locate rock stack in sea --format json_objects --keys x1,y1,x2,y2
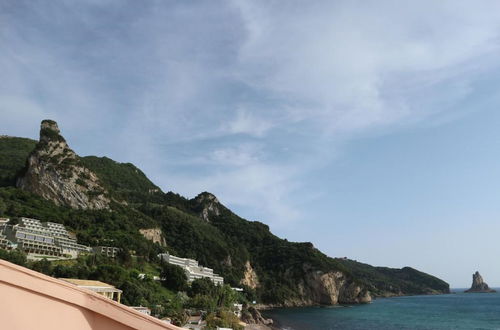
[{"x1": 465, "y1": 271, "x2": 496, "y2": 293}]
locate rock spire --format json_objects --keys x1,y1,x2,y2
[
  {"x1": 16, "y1": 120, "x2": 110, "y2": 210},
  {"x1": 465, "y1": 271, "x2": 496, "y2": 293}
]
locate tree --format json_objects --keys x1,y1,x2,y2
[
  {"x1": 0, "y1": 249, "x2": 27, "y2": 266},
  {"x1": 160, "y1": 263, "x2": 188, "y2": 292},
  {"x1": 31, "y1": 258, "x2": 53, "y2": 275},
  {"x1": 117, "y1": 248, "x2": 132, "y2": 266},
  {"x1": 189, "y1": 277, "x2": 215, "y2": 297}
]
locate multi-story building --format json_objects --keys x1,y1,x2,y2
[
  {"x1": 0, "y1": 217, "x2": 91, "y2": 259},
  {"x1": 92, "y1": 246, "x2": 120, "y2": 258},
  {"x1": 158, "y1": 253, "x2": 224, "y2": 285}
]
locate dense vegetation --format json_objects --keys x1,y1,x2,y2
[
  {"x1": 0, "y1": 137, "x2": 36, "y2": 187},
  {"x1": 0, "y1": 133, "x2": 449, "y2": 315},
  {"x1": 81, "y1": 156, "x2": 164, "y2": 204},
  {"x1": 336, "y1": 259, "x2": 450, "y2": 295}
]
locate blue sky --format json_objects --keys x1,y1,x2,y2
[{"x1": 2, "y1": 0, "x2": 500, "y2": 287}]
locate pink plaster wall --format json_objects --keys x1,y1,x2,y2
[
  {"x1": 0, "y1": 260, "x2": 181, "y2": 330},
  {"x1": 0, "y1": 281, "x2": 135, "y2": 330}
]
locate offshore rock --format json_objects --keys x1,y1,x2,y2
[
  {"x1": 465, "y1": 271, "x2": 496, "y2": 293},
  {"x1": 16, "y1": 120, "x2": 110, "y2": 210}
]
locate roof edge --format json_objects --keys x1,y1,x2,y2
[{"x1": 0, "y1": 259, "x2": 180, "y2": 330}]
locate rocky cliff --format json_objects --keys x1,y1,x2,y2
[
  {"x1": 294, "y1": 268, "x2": 371, "y2": 305},
  {"x1": 16, "y1": 120, "x2": 110, "y2": 210},
  {"x1": 465, "y1": 271, "x2": 496, "y2": 293},
  {"x1": 241, "y1": 307, "x2": 274, "y2": 327},
  {"x1": 139, "y1": 228, "x2": 167, "y2": 247},
  {"x1": 241, "y1": 261, "x2": 260, "y2": 289},
  {"x1": 192, "y1": 192, "x2": 221, "y2": 222}
]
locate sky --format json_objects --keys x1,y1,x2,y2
[{"x1": 1, "y1": 0, "x2": 500, "y2": 287}]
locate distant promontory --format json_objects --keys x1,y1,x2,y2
[{"x1": 465, "y1": 271, "x2": 496, "y2": 293}]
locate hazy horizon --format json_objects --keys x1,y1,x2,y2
[{"x1": 2, "y1": 1, "x2": 500, "y2": 287}]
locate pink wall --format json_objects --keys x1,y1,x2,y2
[
  {"x1": 0, "y1": 280, "x2": 135, "y2": 330},
  {"x1": 0, "y1": 260, "x2": 181, "y2": 330}
]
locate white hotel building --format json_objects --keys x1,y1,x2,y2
[
  {"x1": 1, "y1": 218, "x2": 91, "y2": 258},
  {"x1": 158, "y1": 253, "x2": 224, "y2": 285}
]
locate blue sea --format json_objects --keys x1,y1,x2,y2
[{"x1": 264, "y1": 290, "x2": 500, "y2": 330}]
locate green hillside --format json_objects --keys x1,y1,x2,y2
[
  {"x1": 0, "y1": 137, "x2": 36, "y2": 187},
  {"x1": 336, "y1": 258, "x2": 450, "y2": 295},
  {"x1": 0, "y1": 130, "x2": 450, "y2": 311}
]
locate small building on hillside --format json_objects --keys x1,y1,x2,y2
[
  {"x1": 60, "y1": 278, "x2": 122, "y2": 303},
  {"x1": 93, "y1": 246, "x2": 120, "y2": 258},
  {"x1": 183, "y1": 314, "x2": 205, "y2": 330}
]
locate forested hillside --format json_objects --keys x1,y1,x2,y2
[{"x1": 0, "y1": 121, "x2": 450, "y2": 310}]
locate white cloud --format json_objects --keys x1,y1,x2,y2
[
  {"x1": 210, "y1": 144, "x2": 262, "y2": 167},
  {"x1": 3, "y1": 0, "x2": 500, "y2": 229},
  {"x1": 223, "y1": 108, "x2": 274, "y2": 137},
  {"x1": 232, "y1": 0, "x2": 500, "y2": 134}
]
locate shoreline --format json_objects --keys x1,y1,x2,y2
[
  {"x1": 253, "y1": 290, "x2": 452, "y2": 329},
  {"x1": 255, "y1": 290, "x2": 451, "y2": 311}
]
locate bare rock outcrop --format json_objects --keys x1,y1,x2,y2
[
  {"x1": 139, "y1": 228, "x2": 166, "y2": 247},
  {"x1": 286, "y1": 266, "x2": 371, "y2": 306},
  {"x1": 16, "y1": 120, "x2": 110, "y2": 210},
  {"x1": 465, "y1": 271, "x2": 496, "y2": 293},
  {"x1": 193, "y1": 192, "x2": 221, "y2": 222},
  {"x1": 241, "y1": 307, "x2": 273, "y2": 327},
  {"x1": 241, "y1": 261, "x2": 260, "y2": 289}
]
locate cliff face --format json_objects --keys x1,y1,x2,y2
[
  {"x1": 16, "y1": 120, "x2": 110, "y2": 210},
  {"x1": 291, "y1": 268, "x2": 371, "y2": 306},
  {"x1": 139, "y1": 228, "x2": 167, "y2": 247},
  {"x1": 465, "y1": 271, "x2": 496, "y2": 293},
  {"x1": 193, "y1": 192, "x2": 222, "y2": 222},
  {"x1": 241, "y1": 261, "x2": 260, "y2": 289}
]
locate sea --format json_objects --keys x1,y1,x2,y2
[{"x1": 264, "y1": 290, "x2": 500, "y2": 330}]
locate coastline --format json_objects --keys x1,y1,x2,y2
[
  {"x1": 259, "y1": 291, "x2": 500, "y2": 330},
  {"x1": 253, "y1": 290, "x2": 451, "y2": 330}
]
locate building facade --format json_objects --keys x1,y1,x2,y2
[
  {"x1": 60, "y1": 278, "x2": 123, "y2": 303},
  {"x1": 158, "y1": 253, "x2": 224, "y2": 285},
  {"x1": 0, "y1": 217, "x2": 91, "y2": 259},
  {"x1": 92, "y1": 246, "x2": 120, "y2": 258}
]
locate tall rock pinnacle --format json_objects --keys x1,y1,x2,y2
[
  {"x1": 16, "y1": 120, "x2": 110, "y2": 210},
  {"x1": 465, "y1": 271, "x2": 496, "y2": 293}
]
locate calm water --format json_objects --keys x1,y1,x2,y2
[{"x1": 264, "y1": 290, "x2": 500, "y2": 330}]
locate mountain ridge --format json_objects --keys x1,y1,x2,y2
[{"x1": 0, "y1": 120, "x2": 450, "y2": 306}]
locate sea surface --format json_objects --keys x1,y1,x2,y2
[{"x1": 264, "y1": 290, "x2": 500, "y2": 330}]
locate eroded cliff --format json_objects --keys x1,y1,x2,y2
[{"x1": 16, "y1": 120, "x2": 110, "y2": 210}]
